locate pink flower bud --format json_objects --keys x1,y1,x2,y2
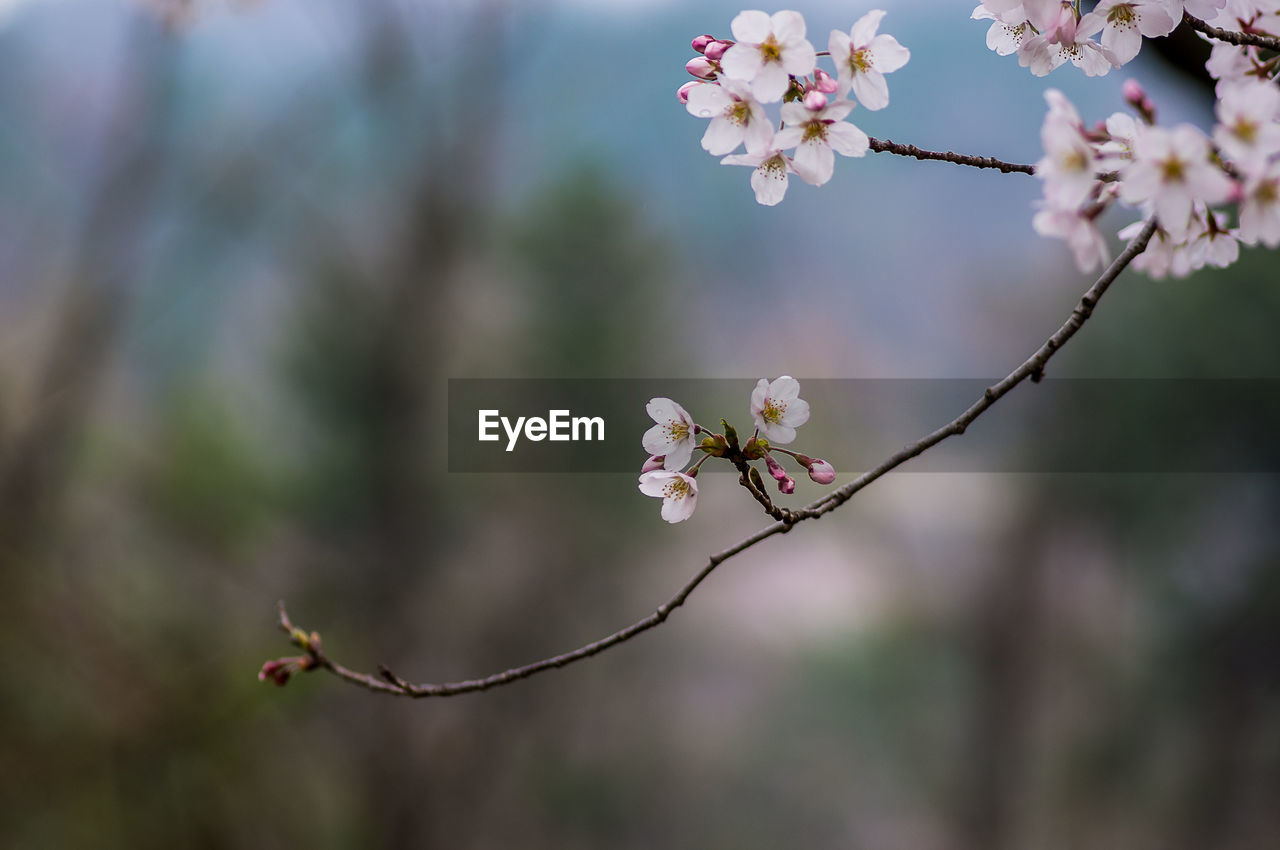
[
  {"x1": 642, "y1": 454, "x2": 665, "y2": 473},
  {"x1": 803, "y1": 90, "x2": 828, "y2": 112},
  {"x1": 258, "y1": 658, "x2": 294, "y2": 686},
  {"x1": 1045, "y1": 6, "x2": 1077, "y2": 45},
  {"x1": 691, "y1": 34, "x2": 714, "y2": 54},
  {"x1": 765, "y1": 454, "x2": 788, "y2": 481},
  {"x1": 1122, "y1": 79, "x2": 1146, "y2": 106},
  {"x1": 778, "y1": 475, "x2": 796, "y2": 495},
  {"x1": 813, "y1": 68, "x2": 838, "y2": 94},
  {"x1": 1122, "y1": 79, "x2": 1157, "y2": 124},
  {"x1": 686, "y1": 57, "x2": 716, "y2": 79},
  {"x1": 703, "y1": 40, "x2": 731, "y2": 62},
  {"x1": 806, "y1": 458, "x2": 836, "y2": 485}
]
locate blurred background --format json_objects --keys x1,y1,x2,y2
[{"x1": 1, "y1": 0, "x2": 1278, "y2": 847}]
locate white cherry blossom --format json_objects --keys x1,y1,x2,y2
[
  {"x1": 1213, "y1": 80, "x2": 1280, "y2": 176},
  {"x1": 971, "y1": 4, "x2": 1035, "y2": 56},
  {"x1": 721, "y1": 148, "x2": 798, "y2": 206},
  {"x1": 1036, "y1": 89, "x2": 1099, "y2": 207},
  {"x1": 1120, "y1": 206, "x2": 1240, "y2": 278},
  {"x1": 642, "y1": 397, "x2": 698, "y2": 471},
  {"x1": 750, "y1": 376, "x2": 810, "y2": 444},
  {"x1": 719, "y1": 10, "x2": 817, "y2": 103},
  {"x1": 1188, "y1": 215, "x2": 1241, "y2": 270},
  {"x1": 1238, "y1": 161, "x2": 1280, "y2": 247},
  {"x1": 686, "y1": 79, "x2": 775, "y2": 156},
  {"x1": 1165, "y1": 208, "x2": 1236, "y2": 276},
  {"x1": 1097, "y1": 110, "x2": 1139, "y2": 169},
  {"x1": 1118, "y1": 124, "x2": 1235, "y2": 240},
  {"x1": 1077, "y1": 1, "x2": 1178, "y2": 67},
  {"x1": 1120, "y1": 220, "x2": 1181, "y2": 278},
  {"x1": 774, "y1": 99, "x2": 869, "y2": 187},
  {"x1": 828, "y1": 10, "x2": 910, "y2": 111},
  {"x1": 638, "y1": 471, "x2": 699, "y2": 523},
  {"x1": 1206, "y1": 42, "x2": 1259, "y2": 95},
  {"x1": 1019, "y1": 30, "x2": 1116, "y2": 76}
]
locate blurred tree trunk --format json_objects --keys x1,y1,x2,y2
[
  {"x1": 957, "y1": 529, "x2": 1045, "y2": 850},
  {"x1": 0, "y1": 24, "x2": 175, "y2": 580}
]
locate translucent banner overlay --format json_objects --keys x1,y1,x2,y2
[{"x1": 447, "y1": 379, "x2": 1280, "y2": 473}]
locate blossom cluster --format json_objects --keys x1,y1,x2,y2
[
  {"x1": 637, "y1": 377, "x2": 835, "y2": 523},
  {"x1": 971, "y1": 0, "x2": 1234, "y2": 77},
  {"x1": 1031, "y1": 36, "x2": 1280, "y2": 277},
  {"x1": 679, "y1": 9, "x2": 909, "y2": 205}
]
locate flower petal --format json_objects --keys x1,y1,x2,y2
[
  {"x1": 828, "y1": 28, "x2": 851, "y2": 58},
  {"x1": 663, "y1": 439, "x2": 695, "y2": 471},
  {"x1": 1101, "y1": 20, "x2": 1141, "y2": 66},
  {"x1": 781, "y1": 37, "x2": 817, "y2": 76},
  {"x1": 770, "y1": 376, "x2": 800, "y2": 400},
  {"x1": 850, "y1": 9, "x2": 885, "y2": 45},
  {"x1": 773, "y1": 127, "x2": 803, "y2": 150},
  {"x1": 869, "y1": 34, "x2": 910, "y2": 72},
  {"x1": 685, "y1": 83, "x2": 732, "y2": 118},
  {"x1": 702, "y1": 116, "x2": 743, "y2": 155},
  {"x1": 771, "y1": 9, "x2": 806, "y2": 43},
  {"x1": 720, "y1": 42, "x2": 762, "y2": 81},
  {"x1": 792, "y1": 139, "x2": 834, "y2": 186},
  {"x1": 730, "y1": 9, "x2": 771, "y2": 43},
  {"x1": 750, "y1": 378, "x2": 770, "y2": 417},
  {"x1": 721, "y1": 152, "x2": 767, "y2": 168},
  {"x1": 750, "y1": 158, "x2": 790, "y2": 205},
  {"x1": 751, "y1": 62, "x2": 791, "y2": 103},
  {"x1": 743, "y1": 110, "x2": 775, "y2": 155},
  {"x1": 645, "y1": 397, "x2": 682, "y2": 423},
  {"x1": 660, "y1": 489, "x2": 696, "y2": 523},
  {"x1": 761, "y1": 422, "x2": 797, "y2": 444},
  {"x1": 779, "y1": 101, "x2": 809, "y2": 126},
  {"x1": 780, "y1": 397, "x2": 810, "y2": 428},
  {"x1": 823, "y1": 100, "x2": 855, "y2": 122},
  {"x1": 642, "y1": 423, "x2": 672, "y2": 457},
  {"x1": 827, "y1": 121, "x2": 869, "y2": 157},
  {"x1": 851, "y1": 69, "x2": 890, "y2": 111},
  {"x1": 638, "y1": 471, "x2": 672, "y2": 497}
]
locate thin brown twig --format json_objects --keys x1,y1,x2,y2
[
  {"x1": 1184, "y1": 12, "x2": 1280, "y2": 53},
  {"x1": 275, "y1": 220, "x2": 1158, "y2": 699},
  {"x1": 868, "y1": 137, "x2": 1036, "y2": 174},
  {"x1": 731, "y1": 456, "x2": 799, "y2": 525}
]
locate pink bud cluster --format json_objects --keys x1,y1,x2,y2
[
  {"x1": 638, "y1": 376, "x2": 837, "y2": 523},
  {"x1": 679, "y1": 9, "x2": 910, "y2": 205}
]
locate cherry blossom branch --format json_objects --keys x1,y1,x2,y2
[
  {"x1": 1184, "y1": 13, "x2": 1280, "y2": 53},
  {"x1": 794, "y1": 218, "x2": 1157, "y2": 519},
  {"x1": 269, "y1": 220, "x2": 1157, "y2": 699},
  {"x1": 868, "y1": 137, "x2": 1036, "y2": 175}
]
